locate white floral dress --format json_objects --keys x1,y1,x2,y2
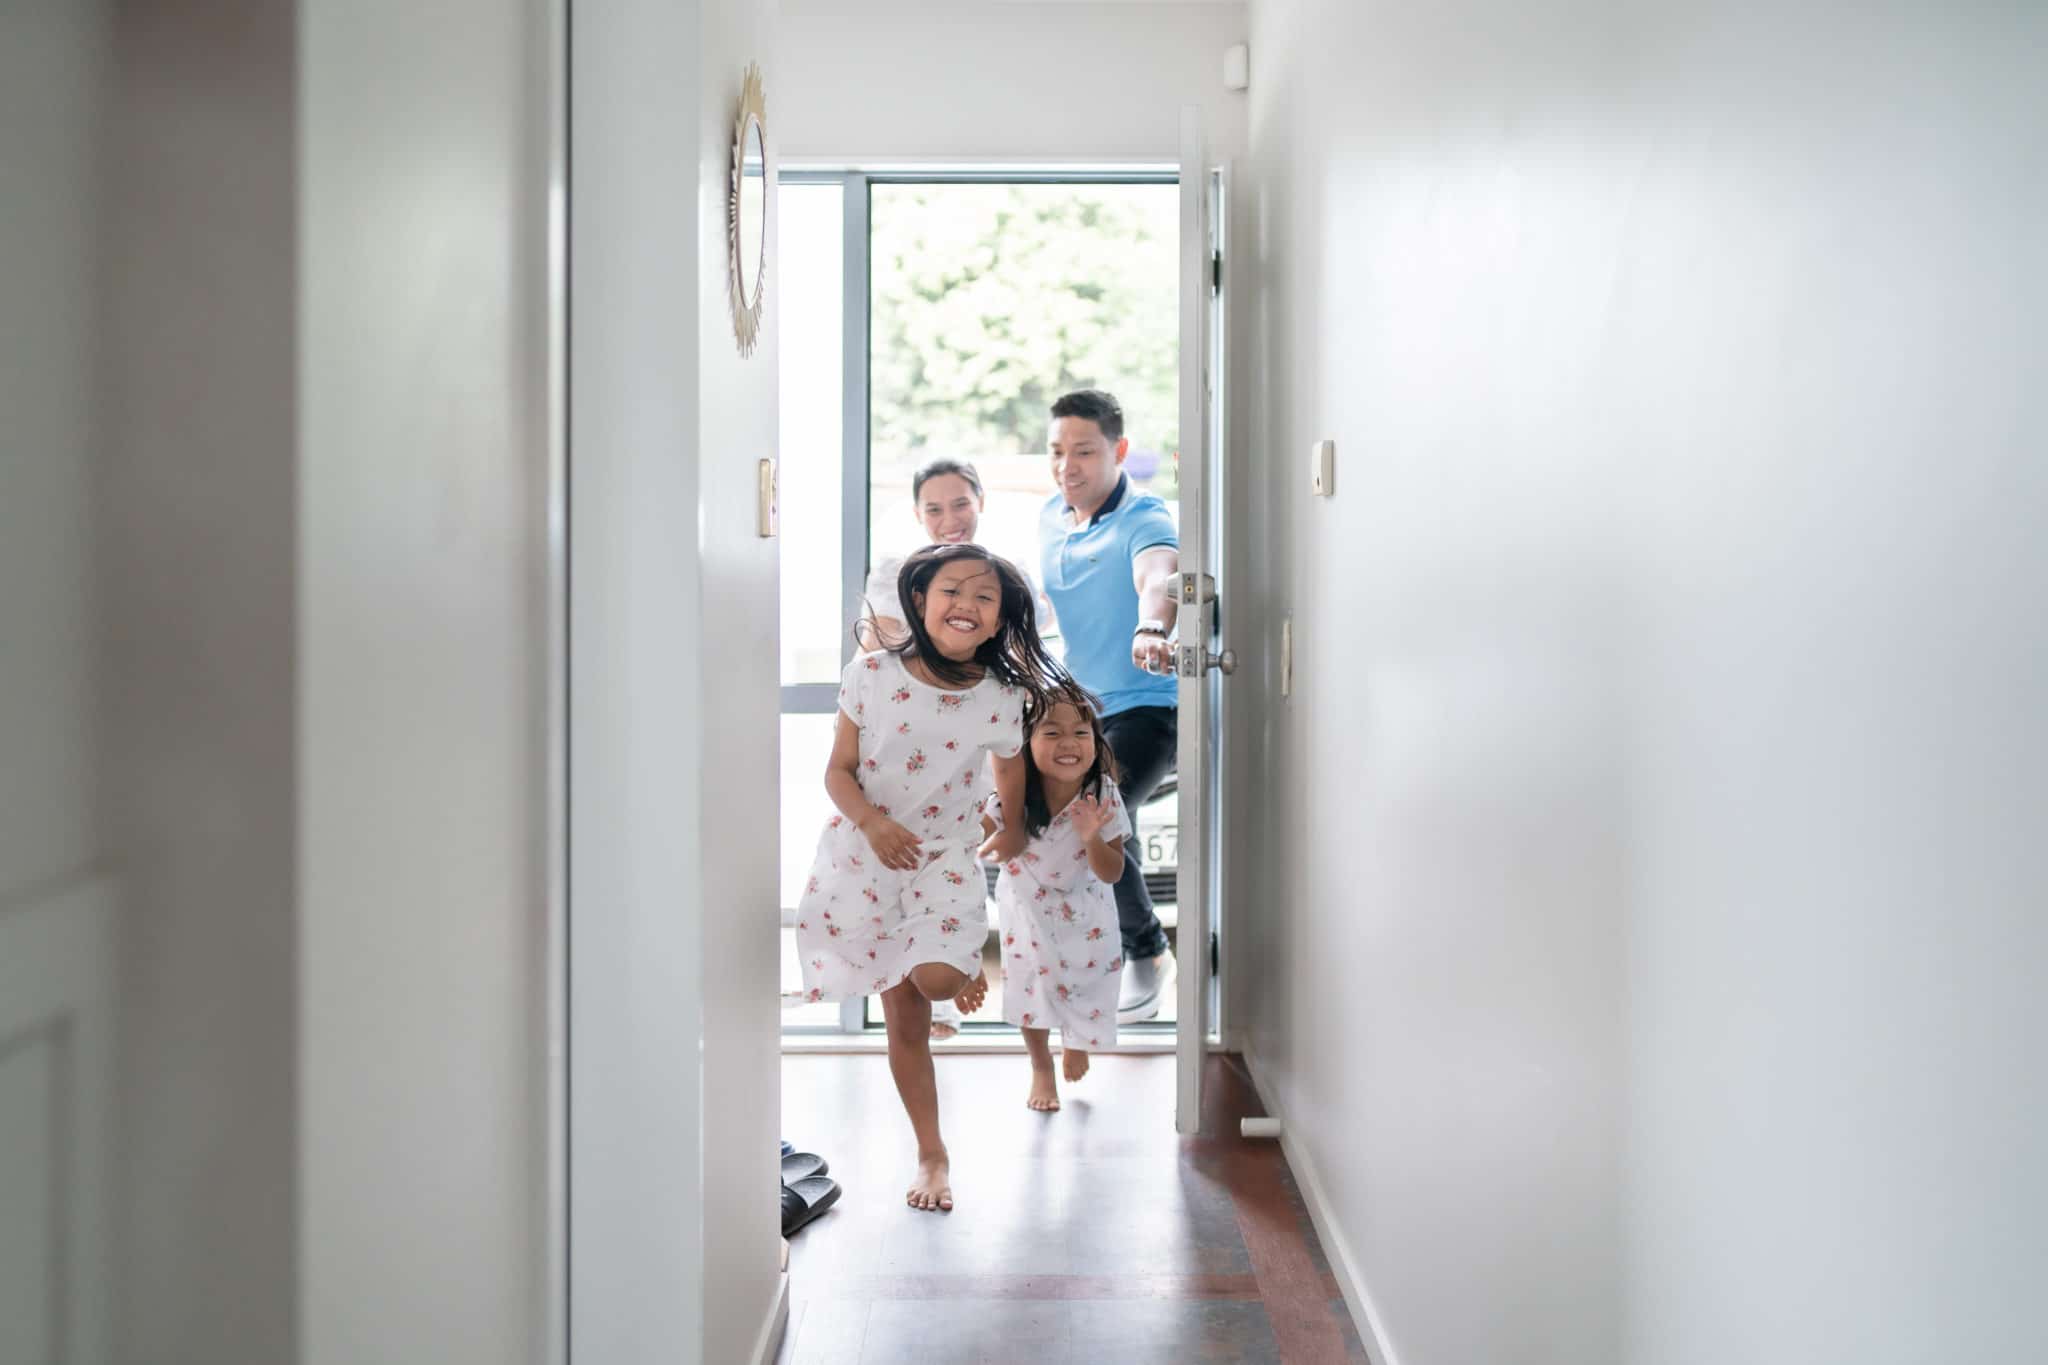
[
  {"x1": 990, "y1": 785, "x2": 1129, "y2": 1047},
  {"x1": 789, "y1": 651, "x2": 1025, "y2": 1004}
]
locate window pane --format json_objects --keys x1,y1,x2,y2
[
  {"x1": 779, "y1": 711, "x2": 839, "y2": 910},
  {"x1": 779, "y1": 181, "x2": 846, "y2": 685},
  {"x1": 868, "y1": 183, "x2": 1180, "y2": 603}
]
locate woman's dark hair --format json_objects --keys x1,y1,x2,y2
[
  {"x1": 1020, "y1": 679, "x2": 1122, "y2": 838},
  {"x1": 889, "y1": 543, "x2": 1063, "y2": 698},
  {"x1": 911, "y1": 457, "x2": 984, "y2": 502},
  {"x1": 1049, "y1": 389, "x2": 1124, "y2": 443}
]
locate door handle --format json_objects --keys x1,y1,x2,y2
[{"x1": 1175, "y1": 645, "x2": 1237, "y2": 678}]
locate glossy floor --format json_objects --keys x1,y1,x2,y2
[{"x1": 777, "y1": 1052, "x2": 1370, "y2": 1364}]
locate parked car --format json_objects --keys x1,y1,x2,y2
[{"x1": 1133, "y1": 774, "x2": 1178, "y2": 907}]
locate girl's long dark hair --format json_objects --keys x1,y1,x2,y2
[
  {"x1": 889, "y1": 543, "x2": 1064, "y2": 699},
  {"x1": 1020, "y1": 679, "x2": 1122, "y2": 838}
]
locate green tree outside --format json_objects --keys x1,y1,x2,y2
[{"x1": 869, "y1": 183, "x2": 1180, "y2": 498}]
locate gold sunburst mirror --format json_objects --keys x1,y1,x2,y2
[{"x1": 727, "y1": 63, "x2": 769, "y2": 356}]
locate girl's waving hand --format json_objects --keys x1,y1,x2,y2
[{"x1": 1067, "y1": 793, "x2": 1114, "y2": 843}]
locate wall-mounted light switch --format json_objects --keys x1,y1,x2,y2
[
  {"x1": 758, "y1": 458, "x2": 779, "y2": 537},
  {"x1": 1311, "y1": 440, "x2": 1335, "y2": 497}
]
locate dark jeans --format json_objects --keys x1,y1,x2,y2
[{"x1": 1101, "y1": 704, "x2": 1176, "y2": 962}]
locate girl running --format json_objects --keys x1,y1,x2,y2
[
  {"x1": 792, "y1": 543, "x2": 1059, "y2": 1211},
  {"x1": 987, "y1": 682, "x2": 1129, "y2": 1111},
  {"x1": 858, "y1": 457, "x2": 1041, "y2": 1040}
]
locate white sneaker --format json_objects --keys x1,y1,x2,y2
[{"x1": 1116, "y1": 949, "x2": 1176, "y2": 1023}]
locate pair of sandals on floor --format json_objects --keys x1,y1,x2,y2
[{"x1": 780, "y1": 1142, "x2": 839, "y2": 1237}]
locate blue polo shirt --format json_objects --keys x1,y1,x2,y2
[{"x1": 1039, "y1": 475, "x2": 1180, "y2": 717}]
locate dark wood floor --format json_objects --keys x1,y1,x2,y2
[{"x1": 777, "y1": 1051, "x2": 1371, "y2": 1364}]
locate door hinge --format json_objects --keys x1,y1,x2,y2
[{"x1": 1211, "y1": 251, "x2": 1222, "y2": 294}]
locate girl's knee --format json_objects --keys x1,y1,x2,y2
[{"x1": 908, "y1": 964, "x2": 966, "y2": 1002}]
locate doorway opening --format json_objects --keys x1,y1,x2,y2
[{"x1": 776, "y1": 171, "x2": 1191, "y2": 1041}]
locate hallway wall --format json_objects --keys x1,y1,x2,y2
[
  {"x1": 2, "y1": 5, "x2": 118, "y2": 1361},
  {"x1": 1239, "y1": 2, "x2": 2047, "y2": 1363},
  {"x1": 778, "y1": 0, "x2": 1246, "y2": 165},
  {"x1": 298, "y1": 1, "x2": 555, "y2": 1361},
  {"x1": 99, "y1": 3, "x2": 302, "y2": 1361},
  {"x1": 571, "y1": 1, "x2": 784, "y2": 1361}
]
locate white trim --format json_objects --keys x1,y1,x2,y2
[
  {"x1": 1240, "y1": 1042, "x2": 1403, "y2": 1365},
  {"x1": 748, "y1": 1273, "x2": 791, "y2": 1365},
  {"x1": 538, "y1": 0, "x2": 568, "y2": 1360}
]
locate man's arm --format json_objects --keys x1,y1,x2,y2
[{"x1": 1130, "y1": 544, "x2": 1180, "y2": 676}]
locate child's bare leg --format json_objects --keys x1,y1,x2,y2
[
  {"x1": 1022, "y1": 1027, "x2": 1060, "y2": 1111},
  {"x1": 886, "y1": 966, "x2": 969, "y2": 1212},
  {"x1": 1062, "y1": 1040, "x2": 1090, "y2": 1084}
]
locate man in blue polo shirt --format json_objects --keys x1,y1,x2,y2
[{"x1": 1038, "y1": 390, "x2": 1181, "y2": 1022}]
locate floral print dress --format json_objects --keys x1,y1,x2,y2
[
  {"x1": 990, "y1": 784, "x2": 1129, "y2": 1048},
  {"x1": 789, "y1": 651, "x2": 1024, "y2": 1003}
]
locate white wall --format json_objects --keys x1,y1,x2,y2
[
  {"x1": 98, "y1": 3, "x2": 302, "y2": 1361},
  {"x1": 695, "y1": 2, "x2": 787, "y2": 1361},
  {"x1": 299, "y1": 1, "x2": 553, "y2": 1362},
  {"x1": 779, "y1": 0, "x2": 1246, "y2": 164},
  {"x1": 571, "y1": 1, "x2": 783, "y2": 1361},
  {"x1": 1241, "y1": 2, "x2": 2047, "y2": 1363},
  {"x1": 1, "y1": 0, "x2": 101, "y2": 900},
  {"x1": 1, "y1": 5, "x2": 115, "y2": 1361},
  {"x1": 10, "y1": 4, "x2": 570, "y2": 1361}
]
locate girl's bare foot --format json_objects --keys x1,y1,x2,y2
[
  {"x1": 929, "y1": 1019, "x2": 959, "y2": 1041},
  {"x1": 953, "y1": 970, "x2": 989, "y2": 1016},
  {"x1": 906, "y1": 1150, "x2": 953, "y2": 1213},
  {"x1": 1062, "y1": 1047, "x2": 1090, "y2": 1084},
  {"x1": 1026, "y1": 1063, "x2": 1061, "y2": 1111}
]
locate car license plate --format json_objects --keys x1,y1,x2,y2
[{"x1": 1143, "y1": 826, "x2": 1178, "y2": 868}]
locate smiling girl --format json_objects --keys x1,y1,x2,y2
[
  {"x1": 860, "y1": 457, "x2": 1046, "y2": 655},
  {"x1": 985, "y1": 682, "x2": 1129, "y2": 1111},
  {"x1": 792, "y1": 543, "x2": 1061, "y2": 1211}
]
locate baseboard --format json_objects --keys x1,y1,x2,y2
[
  {"x1": 1239, "y1": 1043, "x2": 1403, "y2": 1365},
  {"x1": 749, "y1": 1271, "x2": 790, "y2": 1365}
]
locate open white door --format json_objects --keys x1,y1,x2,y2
[{"x1": 1174, "y1": 106, "x2": 1232, "y2": 1135}]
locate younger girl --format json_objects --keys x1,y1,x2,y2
[
  {"x1": 792, "y1": 543, "x2": 1059, "y2": 1212},
  {"x1": 987, "y1": 682, "x2": 1130, "y2": 1111}
]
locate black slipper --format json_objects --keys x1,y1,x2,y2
[
  {"x1": 781, "y1": 1176, "x2": 841, "y2": 1237},
  {"x1": 781, "y1": 1151, "x2": 829, "y2": 1184}
]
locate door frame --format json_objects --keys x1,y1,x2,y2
[
  {"x1": 1173, "y1": 108, "x2": 1212, "y2": 1134},
  {"x1": 775, "y1": 166, "x2": 1202, "y2": 1042}
]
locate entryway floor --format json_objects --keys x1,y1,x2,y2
[{"x1": 776, "y1": 1052, "x2": 1371, "y2": 1364}]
